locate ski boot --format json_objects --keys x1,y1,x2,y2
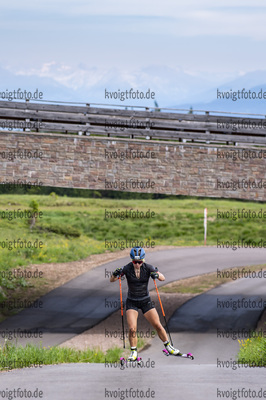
[
  {"x1": 162, "y1": 341, "x2": 194, "y2": 360},
  {"x1": 120, "y1": 347, "x2": 142, "y2": 366}
]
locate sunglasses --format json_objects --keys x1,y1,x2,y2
[{"x1": 133, "y1": 260, "x2": 143, "y2": 264}]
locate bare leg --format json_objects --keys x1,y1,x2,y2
[
  {"x1": 144, "y1": 308, "x2": 168, "y2": 342},
  {"x1": 126, "y1": 309, "x2": 138, "y2": 348}
]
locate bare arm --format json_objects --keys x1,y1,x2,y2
[
  {"x1": 157, "y1": 271, "x2": 165, "y2": 281},
  {"x1": 110, "y1": 274, "x2": 119, "y2": 282}
]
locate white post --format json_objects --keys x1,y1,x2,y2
[{"x1": 204, "y1": 208, "x2": 207, "y2": 246}]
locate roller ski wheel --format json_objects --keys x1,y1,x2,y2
[
  {"x1": 120, "y1": 356, "x2": 142, "y2": 366},
  {"x1": 162, "y1": 349, "x2": 194, "y2": 360}
]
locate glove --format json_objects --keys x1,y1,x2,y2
[
  {"x1": 113, "y1": 267, "x2": 123, "y2": 277},
  {"x1": 150, "y1": 271, "x2": 159, "y2": 280}
]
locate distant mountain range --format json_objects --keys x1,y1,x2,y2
[
  {"x1": 1, "y1": 65, "x2": 266, "y2": 115},
  {"x1": 175, "y1": 70, "x2": 266, "y2": 115}
]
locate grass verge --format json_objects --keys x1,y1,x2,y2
[
  {"x1": 1, "y1": 194, "x2": 266, "y2": 271},
  {"x1": 237, "y1": 336, "x2": 266, "y2": 367},
  {"x1": 0, "y1": 342, "x2": 123, "y2": 371}
]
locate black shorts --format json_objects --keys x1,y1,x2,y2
[{"x1": 126, "y1": 297, "x2": 155, "y2": 314}]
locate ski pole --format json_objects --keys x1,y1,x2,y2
[
  {"x1": 153, "y1": 278, "x2": 173, "y2": 346},
  {"x1": 119, "y1": 276, "x2": 125, "y2": 349}
]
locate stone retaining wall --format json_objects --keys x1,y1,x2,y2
[{"x1": 0, "y1": 132, "x2": 265, "y2": 201}]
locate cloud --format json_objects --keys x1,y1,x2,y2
[
  {"x1": 169, "y1": 9, "x2": 266, "y2": 40},
  {"x1": 1, "y1": 1, "x2": 266, "y2": 74},
  {"x1": 2, "y1": 0, "x2": 266, "y2": 17},
  {"x1": 1, "y1": 2, "x2": 266, "y2": 41}
]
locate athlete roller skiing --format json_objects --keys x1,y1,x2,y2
[{"x1": 110, "y1": 246, "x2": 193, "y2": 362}]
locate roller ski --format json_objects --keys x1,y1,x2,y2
[
  {"x1": 162, "y1": 342, "x2": 194, "y2": 360},
  {"x1": 120, "y1": 348, "x2": 142, "y2": 366}
]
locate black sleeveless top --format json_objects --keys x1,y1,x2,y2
[{"x1": 121, "y1": 262, "x2": 157, "y2": 301}]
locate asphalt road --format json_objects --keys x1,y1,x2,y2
[
  {"x1": 0, "y1": 275, "x2": 265, "y2": 399},
  {"x1": 143, "y1": 276, "x2": 266, "y2": 364},
  {"x1": 169, "y1": 276, "x2": 266, "y2": 333},
  {"x1": 0, "y1": 363, "x2": 264, "y2": 400},
  {"x1": 0, "y1": 247, "x2": 265, "y2": 347},
  {"x1": 0, "y1": 247, "x2": 265, "y2": 400}
]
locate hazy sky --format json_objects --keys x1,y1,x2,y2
[
  {"x1": 2, "y1": 0, "x2": 266, "y2": 75},
  {"x1": 1, "y1": 0, "x2": 266, "y2": 107}
]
